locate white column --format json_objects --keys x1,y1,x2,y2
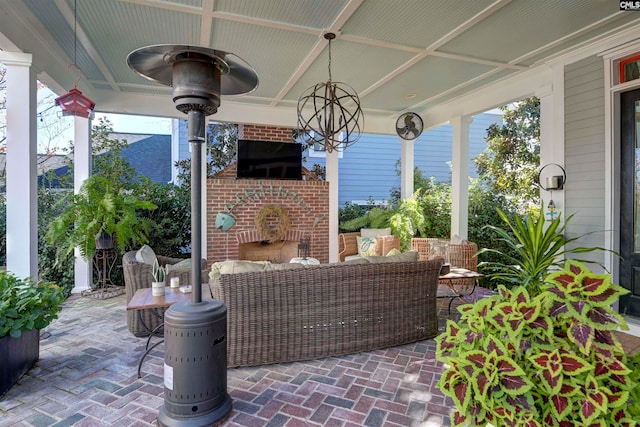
[
  {"x1": 450, "y1": 115, "x2": 473, "y2": 240},
  {"x1": 3, "y1": 52, "x2": 38, "y2": 280},
  {"x1": 400, "y1": 138, "x2": 415, "y2": 199},
  {"x1": 327, "y1": 149, "x2": 339, "y2": 262},
  {"x1": 537, "y1": 76, "x2": 564, "y2": 221},
  {"x1": 73, "y1": 115, "x2": 92, "y2": 293}
]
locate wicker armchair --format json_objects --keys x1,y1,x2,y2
[
  {"x1": 123, "y1": 250, "x2": 208, "y2": 337},
  {"x1": 411, "y1": 238, "x2": 478, "y2": 285},
  {"x1": 338, "y1": 231, "x2": 401, "y2": 262}
]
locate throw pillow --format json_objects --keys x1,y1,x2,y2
[
  {"x1": 360, "y1": 228, "x2": 391, "y2": 238},
  {"x1": 165, "y1": 258, "x2": 192, "y2": 274},
  {"x1": 357, "y1": 236, "x2": 378, "y2": 257},
  {"x1": 386, "y1": 248, "x2": 402, "y2": 256},
  {"x1": 135, "y1": 244, "x2": 157, "y2": 266}
]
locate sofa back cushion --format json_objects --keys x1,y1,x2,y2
[
  {"x1": 366, "y1": 250, "x2": 419, "y2": 263},
  {"x1": 210, "y1": 260, "x2": 305, "y2": 281},
  {"x1": 360, "y1": 228, "x2": 391, "y2": 238}
]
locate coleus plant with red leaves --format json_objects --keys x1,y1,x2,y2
[{"x1": 436, "y1": 260, "x2": 640, "y2": 427}]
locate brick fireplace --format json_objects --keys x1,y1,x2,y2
[{"x1": 206, "y1": 124, "x2": 330, "y2": 263}]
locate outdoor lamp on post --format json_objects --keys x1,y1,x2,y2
[{"x1": 127, "y1": 44, "x2": 258, "y2": 427}]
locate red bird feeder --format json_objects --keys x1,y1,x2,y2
[{"x1": 55, "y1": 88, "x2": 95, "y2": 118}]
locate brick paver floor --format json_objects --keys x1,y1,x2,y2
[{"x1": 0, "y1": 292, "x2": 461, "y2": 426}]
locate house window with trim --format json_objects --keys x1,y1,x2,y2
[
  {"x1": 619, "y1": 54, "x2": 640, "y2": 84},
  {"x1": 299, "y1": 131, "x2": 345, "y2": 158}
]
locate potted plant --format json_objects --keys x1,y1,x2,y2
[
  {"x1": 0, "y1": 272, "x2": 64, "y2": 396},
  {"x1": 435, "y1": 260, "x2": 640, "y2": 426},
  {"x1": 46, "y1": 175, "x2": 157, "y2": 262},
  {"x1": 151, "y1": 258, "x2": 166, "y2": 296},
  {"x1": 340, "y1": 190, "x2": 426, "y2": 251},
  {"x1": 478, "y1": 207, "x2": 614, "y2": 293}
]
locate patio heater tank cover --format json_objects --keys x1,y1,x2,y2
[{"x1": 127, "y1": 44, "x2": 258, "y2": 427}]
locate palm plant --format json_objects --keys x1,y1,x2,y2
[{"x1": 479, "y1": 207, "x2": 614, "y2": 293}]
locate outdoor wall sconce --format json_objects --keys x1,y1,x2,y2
[
  {"x1": 537, "y1": 163, "x2": 566, "y2": 191},
  {"x1": 537, "y1": 163, "x2": 566, "y2": 221}
]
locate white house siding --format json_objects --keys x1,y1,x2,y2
[
  {"x1": 305, "y1": 112, "x2": 502, "y2": 206},
  {"x1": 564, "y1": 55, "x2": 606, "y2": 266}
]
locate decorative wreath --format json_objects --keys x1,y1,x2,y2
[{"x1": 255, "y1": 204, "x2": 291, "y2": 241}]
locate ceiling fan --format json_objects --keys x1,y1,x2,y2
[{"x1": 395, "y1": 112, "x2": 424, "y2": 140}]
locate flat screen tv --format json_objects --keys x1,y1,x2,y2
[{"x1": 236, "y1": 139, "x2": 303, "y2": 180}]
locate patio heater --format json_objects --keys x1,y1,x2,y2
[{"x1": 127, "y1": 44, "x2": 258, "y2": 427}]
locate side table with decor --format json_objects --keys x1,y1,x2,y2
[{"x1": 122, "y1": 245, "x2": 208, "y2": 337}]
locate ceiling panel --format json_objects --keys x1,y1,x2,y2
[
  {"x1": 209, "y1": 19, "x2": 318, "y2": 99},
  {"x1": 439, "y1": 0, "x2": 622, "y2": 64},
  {"x1": 76, "y1": 0, "x2": 202, "y2": 84},
  {"x1": 362, "y1": 56, "x2": 496, "y2": 112},
  {"x1": 215, "y1": 0, "x2": 348, "y2": 29},
  {"x1": 523, "y1": 13, "x2": 640, "y2": 66},
  {"x1": 341, "y1": 0, "x2": 496, "y2": 48},
  {"x1": 284, "y1": 39, "x2": 417, "y2": 102},
  {"x1": 24, "y1": 0, "x2": 105, "y2": 82}
]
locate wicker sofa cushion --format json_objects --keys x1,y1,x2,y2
[
  {"x1": 366, "y1": 250, "x2": 419, "y2": 263},
  {"x1": 210, "y1": 260, "x2": 305, "y2": 281},
  {"x1": 361, "y1": 228, "x2": 391, "y2": 238}
]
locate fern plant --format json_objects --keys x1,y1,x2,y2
[{"x1": 46, "y1": 176, "x2": 157, "y2": 262}]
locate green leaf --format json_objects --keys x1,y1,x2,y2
[
  {"x1": 568, "y1": 323, "x2": 594, "y2": 354},
  {"x1": 549, "y1": 394, "x2": 571, "y2": 420}
]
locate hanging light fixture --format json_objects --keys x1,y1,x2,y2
[
  {"x1": 297, "y1": 32, "x2": 363, "y2": 152},
  {"x1": 55, "y1": 0, "x2": 95, "y2": 118}
]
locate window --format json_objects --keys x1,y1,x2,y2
[
  {"x1": 298, "y1": 131, "x2": 345, "y2": 158},
  {"x1": 620, "y1": 54, "x2": 640, "y2": 84}
]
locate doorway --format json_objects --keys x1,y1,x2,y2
[{"x1": 619, "y1": 88, "x2": 640, "y2": 317}]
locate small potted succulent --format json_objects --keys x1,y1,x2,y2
[
  {"x1": 151, "y1": 259, "x2": 166, "y2": 296},
  {"x1": 0, "y1": 271, "x2": 65, "y2": 397}
]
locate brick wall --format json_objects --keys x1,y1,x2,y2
[
  {"x1": 238, "y1": 123, "x2": 295, "y2": 142},
  {"x1": 207, "y1": 174, "x2": 330, "y2": 263},
  {"x1": 207, "y1": 124, "x2": 329, "y2": 263}
]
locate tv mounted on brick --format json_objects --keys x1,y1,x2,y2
[{"x1": 236, "y1": 140, "x2": 303, "y2": 180}]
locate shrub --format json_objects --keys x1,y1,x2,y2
[
  {"x1": 436, "y1": 260, "x2": 638, "y2": 426},
  {"x1": 0, "y1": 272, "x2": 65, "y2": 338}
]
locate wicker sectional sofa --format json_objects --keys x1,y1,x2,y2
[{"x1": 209, "y1": 255, "x2": 443, "y2": 367}]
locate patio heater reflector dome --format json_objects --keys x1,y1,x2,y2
[{"x1": 127, "y1": 44, "x2": 258, "y2": 427}]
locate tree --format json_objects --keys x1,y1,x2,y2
[
  {"x1": 474, "y1": 97, "x2": 541, "y2": 210},
  {"x1": 176, "y1": 122, "x2": 237, "y2": 186}
]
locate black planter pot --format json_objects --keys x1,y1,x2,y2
[
  {"x1": 96, "y1": 233, "x2": 114, "y2": 250},
  {"x1": 0, "y1": 329, "x2": 40, "y2": 397}
]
